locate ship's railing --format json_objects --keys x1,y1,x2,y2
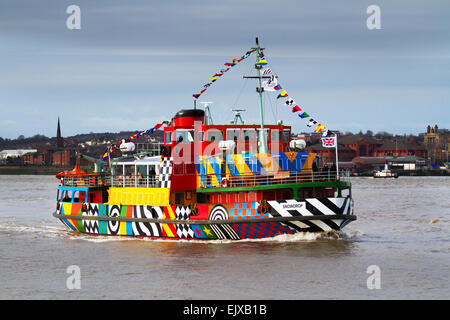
[
  {"x1": 199, "y1": 170, "x2": 350, "y2": 188},
  {"x1": 60, "y1": 174, "x2": 159, "y2": 188},
  {"x1": 60, "y1": 174, "x2": 109, "y2": 187},
  {"x1": 109, "y1": 175, "x2": 159, "y2": 188}
]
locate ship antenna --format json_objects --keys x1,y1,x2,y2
[{"x1": 231, "y1": 109, "x2": 246, "y2": 125}]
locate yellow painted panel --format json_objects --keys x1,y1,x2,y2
[
  {"x1": 207, "y1": 161, "x2": 220, "y2": 187},
  {"x1": 256, "y1": 153, "x2": 280, "y2": 173},
  {"x1": 301, "y1": 153, "x2": 316, "y2": 171},
  {"x1": 119, "y1": 221, "x2": 127, "y2": 235},
  {"x1": 232, "y1": 154, "x2": 252, "y2": 176},
  {"x1": 107, "y1": 187, "x2": 170, "y2": 206},
  {"x1": 62, "y1": 202, "x2": 72, "y2": 216}
]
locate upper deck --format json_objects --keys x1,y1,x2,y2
[{"x1": 59, "y1": 109, "x2": 350, "y2": 194}]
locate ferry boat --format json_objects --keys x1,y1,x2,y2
[
  {"x1": 373, "y1": 164, "x2": 398, "y2": 179},
  {"x1": 53, "y1": 39, "x2": 356, "y2": 240}
]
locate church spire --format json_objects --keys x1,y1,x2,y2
[{"x1": 56, "y1": 117, "x2": 64, "y2": 148}]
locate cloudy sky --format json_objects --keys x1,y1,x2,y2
[{"x1": 0, "y1": 0, "x2": 449, "y2": 139}]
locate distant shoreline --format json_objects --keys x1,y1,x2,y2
[
  {"x1": 0, "y1": 165, "x2": 448, "y2": 176},
  {"x1": 0, "y1": 165, "x2": 92, "y2": 175},
  {"x1": 351, "y1": 170, "x2": 449, "y2": 177}
]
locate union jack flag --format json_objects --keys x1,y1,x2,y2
[{"x1": 321, "y1": 137, "x2": 336, "y2": 148}]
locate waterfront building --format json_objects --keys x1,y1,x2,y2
[{"x1": 424, "y1": 125, "x2": 449, "y2": 165}]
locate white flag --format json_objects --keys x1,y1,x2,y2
[
  {"x1": 307, "y1": 118, "x2": 317, "y2": 127},
  {"x1": 285, "y1": 98, "x2": 295, "y2": 106}
]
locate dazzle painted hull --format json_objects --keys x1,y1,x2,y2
[{"x1": 54, "y1": 196, "x2": 355, "y2": 240}]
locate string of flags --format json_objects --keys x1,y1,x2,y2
[
  {"x1": 101, "y1": 146, "x2": 114, "y2": 161},
  {"x1": 100, "y1": 121, "x2": 170, "y2": 161},
  {"x1": 192, "y1": 48, "x2": 257, "y2": 99},
  {"x1": 259, "y1": 62, "x2": 327, "y2": 134}
]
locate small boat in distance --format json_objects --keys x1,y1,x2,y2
[{"x1": 374, "y1": 163, "x2": 398, "y2": 179}]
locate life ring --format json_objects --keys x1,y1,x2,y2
[{"x1": 221, "y1": 177, "x2": 228, "y2": 188}]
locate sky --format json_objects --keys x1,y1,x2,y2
[{"x1": 0, "y1": 0, "x2": 449, "y2": 139}]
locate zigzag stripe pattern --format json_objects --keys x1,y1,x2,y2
[
  {"x1": 83, "y1": 204, "x2": 99, "y2": 234},
  {"x1": 268, "y1": 196, "x2": 352, "y2": 232}
]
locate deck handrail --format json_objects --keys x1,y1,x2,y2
[
  {"x1": 60, "y1": 174, "x2": 159, "y2": 188},
  {"x1": 199, "y1": 170, "x2": 350, "y2": 189}
]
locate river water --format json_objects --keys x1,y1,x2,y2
[{"x1": 0, "y1": 175, "x2": 448, "y2": 300}]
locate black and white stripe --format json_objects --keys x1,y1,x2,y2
[
  {"x1": 210, "y1": 224, "x2": 240, "y2": 240},
  {"x1": 208, "y1": 205, "x2": 228, "y2": 220},
  {"x1": 132, "y1": 205, "x2": 162, "y2": 237},
  {"x1": 268, "y1": 196, "x2": 352, "y2": 232}
]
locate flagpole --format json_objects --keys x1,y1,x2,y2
[
  {"x1": 107, "y1": 144, "x2": 112, "y2": 175},
  {"x1": 255, "y1": 37, "x2": 268, "y2": 154},
  {"x1": 334, "y1": 133, "x2": 339, "y2": 179}
]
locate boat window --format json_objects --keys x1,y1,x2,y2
[
  {"x1": 175, "y1": 192, "x2": 184, "y2": 205},
  {"x1": 175, "y1": 130, "x2": 194, "y2": 143},
  {"x1": 271, "y1": 130, "x2": 282, "y2": 141},
  {"x1": 206, "y1": 129, "x2": 223, "y2": 142},
  {"x1": 136, "y1": 165, "x2": 147, "y2": 181},
  {"x1": 226, "y1": 128, "x2": 240, "y2": 141},
  {"x1": 197, "y1": 193, "x2": 210, "y2": 204},
  {"x1": 173, "y1": 163, "x2": 184, "y2": 175},
  {"x1": 187, "y1": 130, "x2": 194, "y2": 142},
  {"x1": 62, "y1": 190, "x2": 72, "y2": 202},
  {"x1": 176, "y1": 131, "x2": 184, "y2": 143},
  {"x1": 70, "y1": 190, "x2": 86, "y2": 203},
  {"x1": 242, "y1": 129, "x2": 255, "y2": 141},
  {"x1": 185, "y1": 163, "x2": 196, "y2": 175},
  {"x1": 165, "y1": 131, "x2": 173, "y2": 144},
  {"x1": 257, "y1": 129, "x2": 269, "y2": 143},
  {"x1": 124, "y1": 165, "x2": 134, "y2": 176},
  {"x1": 283, "y1": 129, "x2": 290, "y2": 143}
]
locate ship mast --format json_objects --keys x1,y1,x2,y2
[{"x1": 243, "y1": 37, "x2": 268, "y2": 153}]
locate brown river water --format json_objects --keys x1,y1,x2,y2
[{"x1": 0, "y1": 175, "x2": 448, "y2": 299}]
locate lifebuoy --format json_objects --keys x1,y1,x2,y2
[{"x1": 221, "y1": 177, "x2": 228, "y2": 188}]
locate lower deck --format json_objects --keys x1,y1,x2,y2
[{"x1": 54, "y1": 194, "x2": 355, "y2": 240}]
